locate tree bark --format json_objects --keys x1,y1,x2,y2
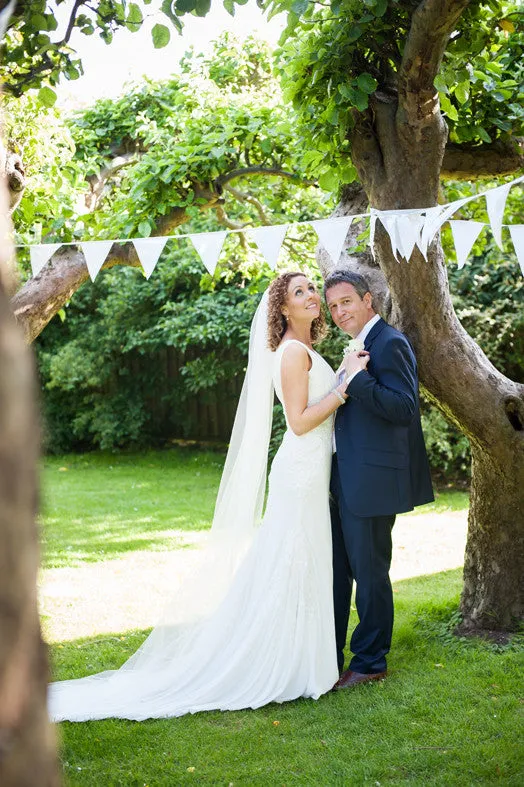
[
  {"x1": 343, "y1": 0, "x2": 524, "y2": 632},
  {"x1": 0, "y1": 147, "x2": 59, "y2": 785}
]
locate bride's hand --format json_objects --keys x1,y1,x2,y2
[{"x1": 343, "y1": 350, "x2": 370, "y2": 377}]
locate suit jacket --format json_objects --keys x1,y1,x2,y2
[{"x1": 334, "y1": 317, "x2": 434, "y2": 518}]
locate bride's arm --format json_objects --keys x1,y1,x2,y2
[{"x1": 280, "y1": 343, "x2": 347, "y2": 436}]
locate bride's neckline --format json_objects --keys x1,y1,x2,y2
[{"x1": 277, "y1": 338, "x2": 317, "y2": 354}]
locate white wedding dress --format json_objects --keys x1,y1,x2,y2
[{"x1": 48, "y1": 338, "x2": 338, "y2": 721}]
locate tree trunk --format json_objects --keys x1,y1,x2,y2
[
  {"x1": 0, "y1": 149, "x2": 59, "y2": 785},
  {"x1": 341, "y1": 0, "x2": 524, "y2": 633}
]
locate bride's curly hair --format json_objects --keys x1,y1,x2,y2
[{"x1": 267, "y1": 271, "x2": 328, "y2": 351}]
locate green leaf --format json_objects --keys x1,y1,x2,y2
[
  {"x1": 138, "y1": 220, "x2": 152, "y2": 237},
  {"x1": 37, "y1": 86, "x2": 57, "y2": 107},
  {"x1": 347, "y1": 25, "x2": 362, "y2": 43},
  {"x1": 175, "y1": 0, "x2": 196, "y2": 11},
  {"x1": 477, "y1": 127, "x2": 492, "y2": 143},
  {"x1": 454, "y1": 81, "x2": 470, "y2": 105},
  {"x1": 318, "y1": 170, "x2": 339, "y2": 191},
  {"x1": 440, "y1": 95, "x2": 458, "y2": 121},
  {"x1": 194, "y1": 0, "x2": 211, "y2": 16},
  {"x1": 223, "y1": 0, "x2": 235, "y2": 15},
  {"x1": 356, "y1": 73, "x2": 378, "y2": 94},
  {"x1": 126, "y1": 3, "x2": 143, "y2": 31},
  {"x1": 434, "y1": 74, "x2": 449, "y2": 93},
  {"x1": 152, "y1": 23, "x2": 171, "y2": 48}
]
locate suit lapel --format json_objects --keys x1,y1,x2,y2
[{"x1": 364, "y1": 317, "x2": 386, "y2": 351}]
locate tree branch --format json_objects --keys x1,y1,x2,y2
[
  {"x1": 85, "y1": 154, "x2": 137, "y2": 212},
  {"x1": 398, "y1": 0, "x2": 469, "y2": 128},
  {"x1": 223, "y1": 184, "x2": 271, "y2": 225},
  {"x1": 441, "y1": 140, "x2": 524, "y2": 179},
  {"x1": 11, "y1": 184, "x2": 222, "y2": 342},
  {"x1": 215, "y1": 167, "x2": 315, "y2": 189}
]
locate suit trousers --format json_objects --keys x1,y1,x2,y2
[{"x1": 330, "y1": 454, "x2": 395, "y2": 674}]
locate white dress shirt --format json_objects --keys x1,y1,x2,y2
[{"x1": 333, "y1": 313, "x2": 381, "y2": 454}]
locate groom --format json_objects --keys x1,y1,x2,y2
[{"x1": 325, "y1": 269, "x2": 434, "y2": 688}]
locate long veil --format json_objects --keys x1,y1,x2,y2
[
  {"x1": 124, "y1": 290, "x2": 274, "y2": 670},
  {"x1": 49, "y1": 291, "x2": 275, "y2": 716}
]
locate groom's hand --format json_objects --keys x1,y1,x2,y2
[{"x1": 343, "y1": 350, "x2": 370, "y2": 377}]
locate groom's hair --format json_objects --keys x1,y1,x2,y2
[{"x1": 324, "y1": 269, "x2": 372, "y2": 301}]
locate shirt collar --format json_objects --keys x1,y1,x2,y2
[{"x1": 356, "y1": 313, "x2": 381, "y2": 344}]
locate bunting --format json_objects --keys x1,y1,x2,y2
[
  {"x1": 81, "y1": 241, "x2": 114, "y2": 281},
  {"x1": 189, "y1": 231, "x2": 227, "y2": 275},
  {"x1": 30, "y1": 243, "x2": 62, "y2": 277},
  {"x1": 15, "y1": 174, "x2": 524, "y2": 281},
  {"x1": 311, "y1": 216, "x2": 353, "y2": 265},
  {"x1": 133, "y1": 237, "x2": 168, "y2": 279},
  {"x1": 248, "y1": 224, "x2": 288, "y2": 270},
  {"x1": 508, "y1": 226, "x2": 524, "y2": 276},
  {"x1": 449, "y1": 221, "x2": 485, "y2": 270}
]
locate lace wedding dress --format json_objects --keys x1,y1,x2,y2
[{"x1": 48, "y1": 337, "x2": 338, "y2": 721}]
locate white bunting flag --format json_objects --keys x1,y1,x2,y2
[
  {"x1": 377, "y1": 213, "x2": 402, "y2": 261},
  {"x1": 395, "y1": 214, "x2": 426, "y2": 262},
  {"x1": 81, "y1": 240, "x2": 114, "y2": 281},
  {"x1": 0, "y1": 0, "x2": 15, "y2": 41},
  {"x1": 368, "y1": 211, "x2": 378, "y2": 259},
  {"x1": 508, "y1": 225, "x2": 524, "y2": 276},
  {"x1": 30, "y1": 243, "x2": 62, "y2": 277},
  {"x1": 248, "y1": 224, "x2": 288, "y2": 270},
  {"x1": 190, "y1": 231, "x2": 227, "y2": 275},
  {"x1": 449, "y1": 221, "x2": 485, "y2": 269},
  {"x1": 311, "y1": 216, "x2": 352, "y2": 265},
  {"x1": 485, "y1": 182, "x2": 512, "y2": 250},
  {"x1": 132, "y1": 237, "x2": 168, "y2": 279}
]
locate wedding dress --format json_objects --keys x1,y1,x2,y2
[{"x1": 48, "y1": 296, "x2": 338, "y2": 721}]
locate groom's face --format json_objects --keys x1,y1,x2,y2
[{"x1": 325, "y1": 282, "x2": 374, "y2": 338}]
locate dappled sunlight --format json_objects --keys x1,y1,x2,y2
[{"x1": 39, "y1": 536, "x2": 207, "y2": 643}]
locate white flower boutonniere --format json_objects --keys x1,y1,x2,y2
[{"x1": 343, "y1": 338, "x2": 365, "y2": 355}]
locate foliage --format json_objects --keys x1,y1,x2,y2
[
  {"x1": 0, "y1": 0, "x2": 251, "y2": 101},
  {"x1": 268, "y1": 0, "x2": 523, "y2": 192},
  {"x1": 1, "y1": 92, "x2": 83, "y2": 256}
]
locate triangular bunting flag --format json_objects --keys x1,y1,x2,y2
[
  {"x1": 30, "y1": 243, "x2": 62, "y2": 277},
  {"x1": 81, "y1": 240, "x2": 114, "y2": 281},
  {"x1": 395, "y1": 214, "x2": 425, "y2": 262},
  {"x1": 449, "y1": 221, "x2": 485, "y2": 269},
  {"x1": 368, "y1": 212, "x2": 378, "y2": 259},
  {"x1": 190, "y1": 231, "x2": 227, "y2": 275},
  {"x1": 486, "y1": 182, "x2": 512, "y2": 250},
  {"x1": 420, "y1": 198, "x2": 471, "y2": 256},
  {"x1": 248, "y1": 224, "x2": 288, "y2": 270},
  {"x1": 508, "y1": 225, "x2": 524, "y2": 276},
  {"x1": 132, "y1": 237, "x2": 168, "y2": 279},
  {"x1": 311, "y1": 216, "x2": 352, "y2": 265},
  {"x1": 377, "y1": 214, "x2": 402, "y2": 261}
]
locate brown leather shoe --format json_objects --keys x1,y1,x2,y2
[{"x1": 333, "y1": 669, "x2": 387, "y2": 690}]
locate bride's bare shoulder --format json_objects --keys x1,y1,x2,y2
[{"x1": 278, "y1": 340, "x2": 312, "y2": 371}]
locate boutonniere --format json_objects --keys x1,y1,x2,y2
[{"x1": 344, "y1": 338, "x2": 365, "y2": 354}]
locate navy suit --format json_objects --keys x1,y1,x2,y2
[{"x1": 331, "y1": 317, "x2": 433, "y2": 674}]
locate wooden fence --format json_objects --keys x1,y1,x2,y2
[{"x1": 126, "y1": 346, "x2": 244, "y2": 443}]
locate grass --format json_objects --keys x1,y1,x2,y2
[
  {"x1": 51, "y1": 571, "x2": 523, "y2": 786},
  {"x1": 40, "y1": 450, "x2": 225, "y2": 568},
  {"x1": 43, "y1": 450, "x2": 522, "y2": 785},
  {"x1": 41, "y1": 449, "x2": 469, "y2": 569}
]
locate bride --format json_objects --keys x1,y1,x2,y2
[{"x1": 49, "y1": 271, "x2": 350, "y2": 721}]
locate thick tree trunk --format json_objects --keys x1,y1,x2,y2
[
  {"x1": 342, "y1": 0, "x2": 524, "y2": 633},
  {"x1": 0, "y1": 155, "x2": 59, "y2": 784}
]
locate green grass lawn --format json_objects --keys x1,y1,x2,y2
[
  {"x1": 43, "y1": 450, "x2": 522, "y2": 785},
  {"x1": 40, "y1": 449, "x2": 469, "y2": 569}
]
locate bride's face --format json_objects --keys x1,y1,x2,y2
[{"x1": 282, "y1": 275, "x2": 321, "y2": 323}]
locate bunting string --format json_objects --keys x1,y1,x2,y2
[{"x1": 18, "y1": 173, "x2": 524, "y2": 280}]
